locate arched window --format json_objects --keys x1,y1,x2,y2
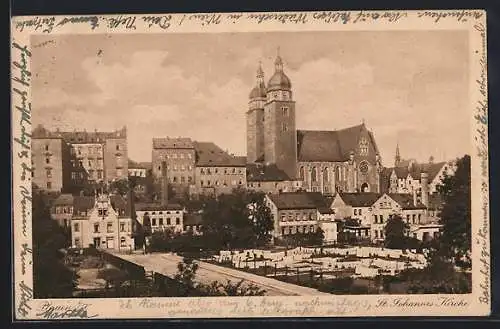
[
  {"x1": 299, "y1": 166, "x2": 305, "y2": 181},
  {"x1": 311, "y1": 167, "x2": 317, "y2": 182},
  {"x1": 323, "y1": 167, "x2": 329, "y2": 183},
  {"x1": 336, "y1": 166, "x2": 341, "y2": 181}
]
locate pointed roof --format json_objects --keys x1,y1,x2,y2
[
  {"x1": 386, "y1": 193, "x2": 427, "y2": 210},
  {"x1": 337, "y1": 192, "x2": 381, "y2": 207},
  {"x1": 153, "y1": 137, "x2": 194, "y2": 149},
  {"x1": 246, "y1": 163, "x2": 291, "y2": 182},
  {"x1": 268, "y1": 191, "x2": 329, "y2": 210},
  {"x1": 267, "y1": 49, "x2": 291, "y2": 92},
  {"x1": 194, "y1": 142, "x2": 246, "y2": 167},
  {"x1": 297, "y1": 124, "x2": 379, "y2": 162}
]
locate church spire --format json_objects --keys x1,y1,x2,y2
[
  {"x1": 274, "y1": 47, "x2": 283, "y2": 72},
  {"x1": 256, "y1": 60, "x2": 264, "y2": 85},
  {"x1": 395, "y1": 142, "x2": 401, "y2": 167}
]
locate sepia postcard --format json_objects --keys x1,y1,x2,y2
[{"x1": 11, "y1": 9, "x2": 490, "y2": 320}]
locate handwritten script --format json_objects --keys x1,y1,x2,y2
[
  {"x1": 473, "y1": 22, "x2": 490, "y2": 305},
  {"x1": 36, "y1": 302, "x2": 98, "y2": 319}
]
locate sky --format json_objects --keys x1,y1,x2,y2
[{"x1": 31, "y1": 31, "x2": 470, "y2": 165}]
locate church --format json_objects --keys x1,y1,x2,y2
[{"x1": 246, "y1": 51, "x2": 383, "y2": 195}]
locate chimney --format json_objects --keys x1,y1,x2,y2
[
  {"x1": 420, "y1": 172, "x2": 429, "y2": 207},
  {"x1": 161, "y1": 161, "x2": 169, "y2": 206}
]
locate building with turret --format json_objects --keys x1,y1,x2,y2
[{"x1": 246, "y1": 51, "x2": 383, "y2": 195}]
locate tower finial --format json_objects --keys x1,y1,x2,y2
[{"x1": 275, "y1": 47, "x2": 283, "y2": 72}]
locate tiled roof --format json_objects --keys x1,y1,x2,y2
[
  {"x1": 395, "y1": 161, "x2": 447, "y2": 182},
  {"x1": 52, "y1": 193, "x2": 74, "y2": 206},
  {"x1": 268, "y1": 191, "x2": 331, "y2": 210},
  {"x1": 110, "y1": 194, "x2": 131, "y2": 217},
  {"x1": 32, "y1": 125, "x2": 127, "y2": 142},
  {"x1": 128, "y1": 161, "x2": 152, "y2": 170},
  {"x1": 246, "y1": 163, "x2": 291, "y2": 182},
  {"x1": 387, "y1": 193, "x2": 427, "y2": 210},
  {"x1": 194, "y1": 141, "x2": 246, "y2": 167},
  {"x1": 297, "y1": 124, "x2": 379, "y2": 162},
  {"x1": 184, "y1": 213, "x2": 203, "y2": 226},
  {"x1": 73, "y1": 196, "x2": 96, "y2": 213},
  {"x1": 338, "y1": 192, "x2": 381, "y2": 207},
  {"x1": 135, "y1": 203, "x2": 184, "y2": 211},
  {"x1": 268, "y1": 192, "x2": 318, "y2": 210},
  {"x1": 153, "y1": 137, "x2": 194, "y2": 149}
]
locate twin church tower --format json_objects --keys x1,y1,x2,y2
[
  {"x1": 246, "y1": 50, "x2": 382, "y2": 194},
  {"x1": 246, "y1": 51, "x2": 297, "y2": 179}
]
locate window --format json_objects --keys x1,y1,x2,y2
[
  {"x1": 215, "y1": 168, "x2": 218, "y2": 174},
  {"x1": 46, "y1": 157, "x2": 50, "y2": 164},
  {"x1": 188, "y1": 176, "x2": 193, "y2": 183},
  {"x1": 412, "y1": 214, "x2": 416, "y2": 224},
  {"x1": 74, "y1": 223, "x2": 80, "y2": 232},
  {"x1": 354, "y1": 209, "x2": 357, "y2": 216},
  {"x1": 200, "y1": 168, "x2": 204, "y2": 174},
  {"x1": 200, "y1": 180, "x2": 204, "y2": 186},
  {"x1": 374, "y1": 215, "x2": 378, "y2": 223},
  {"x1": 406, "y1": 214, "x2": 410, "y2": 222},
  {"x1": 116, "y1": 145, "x2": 120, "y2": 151},
  {"x1": 46, "y1": 169, "x2": 52, "y2": 178},
  {"x1": 282, "y1": 106, "x2": 289, "y2": 116},
  {"x1": 359, "y1": 209, "x2": 362, "y2": 215},
  {"x1": 159, "y1": 218, "x2": 163, "y2": 226},
  {"x1": 173, "y1": 176, "x2": 177, "y2": 183},
  {"x1": 418, "y1": 214, "x2": 421, "y2": 222},
  {"x1": 311, "y1": 167, "x2": 317, "y2": 182},
  {"x1": 107, "y1": 223, "x2": 113, "y2": 233},
  {"x1": 299, "y1": 166, "x2": 305, "y2": 181},
  {"x1": 167, "y1": 218, "x2": 171, "y2": 225},
  {"x1": 120, "y1": 237, "x2": 127, "y2": 247},
  {"x1": 374, "y1": 230, "x2": 378, "y2": 238},
  {"x1": 74, "y1": 238, "x2": 81, "y2": 247},
  {"x1": 181, "y1": 176, "x2": 185, "y2": 183},
  {"x1": 281, "y1": 122, "x2": 288, "y2": 132},
  {"x1": 94, "y1": 223, "x2": 99, "y2": 233},
  {"x1": 207, "y1": 168, "x2": 211, "y2": 174},
  {"x1": 176, "y1": 218, "x2": 180, "y2": 225},
  {"x1": 380, "y1": 215, "x2": 384, "y2": 223},
  {"x1": 97, "y1": 170, "x2": 103, "y2": 179},
  {"x1": 45, "y1": 145, "x2": 49, "y2": 151},
  {"x1": 207, "y1": 180, "x2": 211, "y2": 186},
  {"x1": 152, "y1": 218, "x2": 157, "y2": 226},
  {"x1": 120, "y1": 223, "x2": 125, "y2": 232},
  {"x1": 46, "y1": 182, "x2": 52, "y2": 189}
]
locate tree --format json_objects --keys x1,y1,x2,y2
[
  {"x1": 32, "y1": 188, "x2": 77, "y2": 298},
  {"x1": 436, "y1": 155, "x2": 471, "y2": 269},
  {"x1": 384, "y1": 215, "x2": 409, "y2": 249},
  {"x1": 173, "y1": 257, "x2": 199, "y2": 296},
  {"x1": 201, "y1": 189, "x2": 273, "y2": 250}
]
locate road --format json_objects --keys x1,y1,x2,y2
[{"x1": 111, "y1": 252, "x2": 330, "y2": 296}]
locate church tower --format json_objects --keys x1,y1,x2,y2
[
  {"x1": 246, "y1": 62, "x2": 266, "y2": 163},
  {"x1": 395, "y1": 143, "x2": 401, "y2": 167},
  {"x1": 263, "y1": 49, "x2": 297, "y2": 179}
]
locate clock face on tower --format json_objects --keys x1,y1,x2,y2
[{"x1": 359, "y1": 161, "x2": 369, "y2": 174}]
